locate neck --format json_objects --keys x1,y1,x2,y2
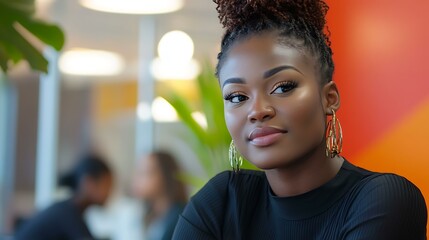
[
  {"x1": 72, "y1": 194, "x2": 91, "y2": 214},
  {"x1": 151, "y1": 194, "x2": 171, "y2": 217},
  {"x1": 265, "y1": 143, "x2": 343, "y2": 197}
]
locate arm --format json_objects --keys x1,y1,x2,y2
[{"x1": 343, "y1": 174, "x2": 427, "y2": 240}]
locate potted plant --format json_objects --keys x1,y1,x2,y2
[{"x1": 0, "y1": 0, "x2": 65, "y2": 73}]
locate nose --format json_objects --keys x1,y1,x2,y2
[{"x1": 247, "y1": 98, "x2": 275, "y2": 123}]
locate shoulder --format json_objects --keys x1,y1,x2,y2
[
  {"x1": 342, "y1": 161, "x2": 426, "y2": 212},
  {"x1": 15, "y1": 200, "x2": 70, "y2": 240},
  {"x1": 356, "y1": 173, "x2": 426, "y2": 208},
  {"x1": 29, "y1": 200, "x2": 71, "y2": 223},
  {"x1": 174, "y1": 170, "x2": 266, "y2": 239},
  {"x1": 344, "y1": 173, "x2": 427, "y2": 239},
  {"x1": 39, "y1": 199, "x2": 77, "y2": 221},
  {"x1": 358, "y1": 173, "x2": 426, "y2": 221}
]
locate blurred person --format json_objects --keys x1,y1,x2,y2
[
  {"x1": 132, "y1": 150, "x2": 188, "y2": 240},
  {"x1": 15, "y1": 153, "x2": 113, "y2": 240}
]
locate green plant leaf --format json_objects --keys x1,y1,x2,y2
[
  {"x1": 0, "y1": 46, "x2": 9, "y2": 72},
  {"x1": 0, "y1": 41, "x2": 23, "y2": 64},
  {"x1": 18, "y1": 18, "x2": 65, "y2": 51},
  {"x1": 0, "y1": 25, "x2": 48, "y2": 72},
  {"x1": 164, "y1": 91, "x2": 207, "y2": 144},
  {"x1": 0, "y1": 0, "x2": 35, "y2": 15},
  {"x1": 198, "y1": 62, "x2": 231, "y2": 145},
  {"x1": 0, "y1": 0, "x2": 64, "y2": 74},
  {"x1": 177, "y1": 129, "x2": 215, "y2": 177},
  {"x1": 0, "y1": 1, "x2": 65, "y2": 52}
]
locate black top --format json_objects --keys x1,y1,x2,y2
[
  {"x1": 15, "y1": 199, "x2": 94, "y2": 240},
  {"x1": 173, "y1": 160, "x2": 427, "y2": 240}
]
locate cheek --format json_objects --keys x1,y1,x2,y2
[
  {"x1": 136, "y1": 174, "x2": 163, "y2": 198},
  {"x1": 98, "y1": 182, "x2": 111, "y2": 200},
  {"x1": 86, "y1": 180, "x2": 109, "y2": 204},
  {"x1": 287, "y1": 87, "x2": 325, "y2": 139},
  {"x1": 225, "y1": 108, "x2": 246, "y2": 140},
  {"x1": 225, "y1": 107, "x2": 253, "y2": 158}
]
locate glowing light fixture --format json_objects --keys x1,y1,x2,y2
[
  {"x1": 79, "y1": 0, "x2": 184, "y2": 14},
  {"x1": 158, "y1": 31, "x2": 194, "y2": 62},
  {"x1": 151, "y1": 31, "x2": 200, "y2": 80},
  {"x1": 59, "y1": 48, "x2": 125, "y2": 76},
  {"x1": 137, "y1": 97, "x2": 178, "y2": 122}
]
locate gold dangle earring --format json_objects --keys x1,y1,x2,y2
[
  {"x1": 326, "y1": 109, "x2": 343, "y2": 158},
  {"x1": 229, "y1": 140, "x2": 243, "y2": 173}
]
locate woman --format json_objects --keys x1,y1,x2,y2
[
  {"x1": 173, "y1": 0, "x2": 427, "y2": 239},
  {"x1": 132, "y1": 150, "x2": 188, "y2": 240},
  {"x1": 15, "y1": 153, "x2": 113, "y2": 240}
]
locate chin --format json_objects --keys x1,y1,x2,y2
[
  {"x1": 245, "y1": 152, "x2": 292, "y2": 170},
  {"x1": 244, "y1": 145, "x2": 305, "y2": 170}
]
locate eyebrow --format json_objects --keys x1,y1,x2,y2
[
  {"x1": 222, "y1": 77, "x2": 245, "y2": 89},
  {"x1": 263, "y1": 65, "x2": 303, "y2": 79}
]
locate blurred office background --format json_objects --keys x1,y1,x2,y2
[{"x1": 0, "y1": 0, "x2": 428, "y2": 239}]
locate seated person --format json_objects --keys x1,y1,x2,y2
[
  {"x1": 132, "y1": 150, "x2": 188, "y2": 240},
  {"x1": 15, "y1": 153, "x2": 113, "y2": 240}
]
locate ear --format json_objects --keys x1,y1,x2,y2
[{"x1": 321, "y1": 81, "x2": 340, "y2": 115}]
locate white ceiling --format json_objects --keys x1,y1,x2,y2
[{"x1": 38, "y1": 0, "x2": 224, "y2": 81}]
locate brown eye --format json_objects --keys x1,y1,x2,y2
[
  {"x1": 224, "y1": 93, "x2": 248, "y2": 103},
  {"x1": 271, "y1": 81, "x2": 297, "y2": 94}
]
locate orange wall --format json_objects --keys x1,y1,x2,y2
[
  {"x1": 327, "y1": 0, "x2": 429, "y2": 234},
  {"x1": 92, "y1": 81, "x2": 138, "y2": 121}
]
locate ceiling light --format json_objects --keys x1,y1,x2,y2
[
  {"x1": 79, "y1": 0, "x2": 184, "y2": 14},
  {"x1": 158, "y1": 31, "x2": 194, "y2": 63},
  {"x1": 59, "y1": 48, "x2": 125, "y2": 76},
  {"x1": 151, "y1": 30, "x2": 200, "y2": 80}
]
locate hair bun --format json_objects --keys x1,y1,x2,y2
[{"x1": 214, "y1": 0, "x2": 329, "y2": 33}]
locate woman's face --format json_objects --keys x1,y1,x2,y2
[
  {"x1": 132, "y1": 155, "x2": 164, "y2": 200},
  {"x1": 219, "y1": 33, "x2": 332, "y2": 169}
]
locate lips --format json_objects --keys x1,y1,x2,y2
[{"x1": 248, "y1": 127, "x2": 287, "y2": 147}]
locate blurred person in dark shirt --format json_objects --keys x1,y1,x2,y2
[{"x1": 15, "y1": 152, "x2": 113, "y2": 240}]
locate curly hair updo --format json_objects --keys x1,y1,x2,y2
[{"x1": 213, "y1": 0, "x2": 334, "y2": 84}]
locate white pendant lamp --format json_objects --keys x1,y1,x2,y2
[{"x1": 79, "y1": 0, "x2": 184, "y2": 14}]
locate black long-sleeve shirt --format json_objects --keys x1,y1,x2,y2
[{"x1": 173, "y1": 160, "x2": 427, "y2": 239}]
